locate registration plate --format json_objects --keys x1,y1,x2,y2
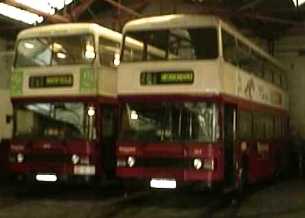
[
  {"x1": 73, "y1": 165, "x2": 95, "y2": 175},
  {"x1": 35, "y1": 174, "x2": 57, "y2": 182},
  {"x1": 150, "y1": 178, "x2": 177, "y2": 189}
]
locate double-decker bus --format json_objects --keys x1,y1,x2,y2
[
  {"x1": 9, "y1": 23, "x2": 121, "y2": 183},
  {"x1": 116, "y1": 15, "x2": 289, "y2": 191}
]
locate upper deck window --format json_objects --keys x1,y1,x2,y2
[
  {"x1": 122, "y1": 27, "x2": 218, "y2": 62},
  {"x1": 99, "y1": 37, "x2": 120, "y2": 68},
  {"x1": 15, "y1": 34, "x2": 95, "y2": 67}
]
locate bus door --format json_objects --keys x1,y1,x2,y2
[
  {"x1": 224, "y1": 104, "x2": 236, "y2": 186},
  {"x1": 100, "y1": 104, "x2": 118, "y2": 178}
]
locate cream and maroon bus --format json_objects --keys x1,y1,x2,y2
[
  {"x1": 116, "y1": 14, "x2": 289, "y2": 191},
  {"x1": 9, "y1": 23, "x2": 121, "y2": 183}
]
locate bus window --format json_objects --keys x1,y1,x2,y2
[
  {"x1": 16, "y1": 38, "x2": 52, "y2": 67},
  {"x1": 279, "y1": 73, "x2": 287, "y2": 90},
  {"x1": 264, "y1": 62, "x2": 273, "y2": 82},
  {"x1": 253, "y1": 112, "x2": 265, "y2": 139},
  {"x1": 123, "y1": 37, "x2": 144, "y2": 62},
  {"x1": 99, "y1": 37, "x2": 120, "y2": 68},
  {"x1": 16, "y1": 35, "x2": 95, "y2": 67},
  {"x1": 274, "y1": 116, "x2": 281, "y2": 138},
  {"x1": 273, "y1": 72, "x2": 281, "y2": 87},
  {"x1": 122, "y1": 27, "x2": 218, "y2": 62},
  {"x1": 120, "y1": 102, "x2": 217, "y2": 143},
  {"x1": 189, "y1": 28, "x2": 218, "y2": 59},
  {"x1": 236, "y1": 41, "x2": 258, "y2": 75},
  {"x1": 222, "y1": 30, "x2": 238, "y2": 64},
  {"x1": 238, "y1": 110, "x2": 252, "y2": 140},
  {"x1": 265, "y1": 114, "x2": 274, "y2": 139}
]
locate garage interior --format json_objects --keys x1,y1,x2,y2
[{"x1": 0, "y1": 1, "x2": 305, "y2": 218}]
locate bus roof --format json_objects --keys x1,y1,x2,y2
[
  {"x1": 123, "y1": 14, "x2": 287, "y2": 73},
  {"x1": 123, "y1": 14, "x2": 219, "y2": 32},
  {"x1": 17, "y1": 23, "x2": 122, "y2": 42}
]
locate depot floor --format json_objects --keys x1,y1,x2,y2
[{"x1": 0, "y1": 179, "x2": 304, "y2": 218}]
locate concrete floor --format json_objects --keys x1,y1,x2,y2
[{"x1": 0, "y1": 179, "x2": 304, "y2": 218}]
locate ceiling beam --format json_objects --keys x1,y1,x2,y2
[
  {"x1": 239, "y1": 0, "x2": 265, "y2": 11},
  {"x1": 70, "y1": 0, "x2": 96, "y2": 21},
  {"x1": 102, "y1": 0, "x2": 142, "y2": 17},
  {"x1": 197, "y1": 5, "x2": 303, "y2": 26}
]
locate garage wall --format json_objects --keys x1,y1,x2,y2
[
  {"x1": 0, "y1": 38, "x2": 13, "y2": 90},
  {"x1": 275, "y1": 34, "x2": 305, "y2": 137},
  {"x1": 0, "y1": 37, "x2": 13, "y2": 141}
]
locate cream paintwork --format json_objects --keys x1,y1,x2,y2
[
  {"x1": 18, "y1": 23, "x2": 122, "y2": 43},
  {"x1": 124, "y1": 14, "x2": 287, "y2": 72},
  {"x1": 14, "y1": 23, "x2": 121, "y2": 99},
  {"x1": 98, "y1": 66, "x2": 118, "y2": 97},
  {"x1": 119, "y1": 14, "x2": 289, "y2": 111},
  {"x1": 118, "y1": 60, "x2": 288, "y2": 110},
  {"x1": 221, "y1": 61, "x2": 288, "y2": 109},
  {"x1": 118, "y1": 60, "x2": 221, "y2": 96},
  {"x1": 124, "y1": 15, "x2": 219, "y2": 32},
  {"x1": 16, "y1": 65, "x2": 117, "y2": 98},
  {"x1": 20, "y1": 65, "x2": 82, "y2": 97}
]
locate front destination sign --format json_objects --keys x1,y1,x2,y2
[
  {"x1": 140, "y1": 71, "x2": 194, "y2": 85},
  {"x1": 29, "y1": 74, "x2": 73, "y2": 88}
]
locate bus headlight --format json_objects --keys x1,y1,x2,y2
[
  {"x1": 72, "y1": 154, "x2": 80, "y2": 164},
  {"x1": 127, "y1": 156, "x2": 135, "y2": 167},
  {"x1": 193, "y1": 158, "x2": 202, "y2": 170},
  {"x1": 16, "y1": 153, "x2": 24, "y2": 163}
]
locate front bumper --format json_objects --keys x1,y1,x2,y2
[{"x1": 9, "y1": 163, "x2": 96, "y2": 184}]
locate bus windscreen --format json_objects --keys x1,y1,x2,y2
[
  {"x1": 15, "y1": 34, "x2": 95, "y2": 67},
  {"x1": 120, "y1": 102, "x2": 218, "y2": 143}
]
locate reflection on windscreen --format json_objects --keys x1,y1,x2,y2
[
  {"x1": 15, "y1": 103, "x2": 86, "y2": 139},
  {"x1": 15, "y1": 34, "x2": 95, "y2": 67},
  {"x1": 121, "y1": 102, "x2": 217, "y2": 142},
  {"x1": 122, "y1": 28, "x2": 218, "y2": 62}
]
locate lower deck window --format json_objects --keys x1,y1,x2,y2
[{"x1": 120, "y1": 102, "x2": 218, "y2": 143}]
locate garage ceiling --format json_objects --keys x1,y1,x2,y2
[{"x1": 0, "y1": 0, "x2": 304, "y2": 42}]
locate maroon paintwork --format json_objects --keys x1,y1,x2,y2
[
  {"x1": 116, "y1": 93, "x2": 289, "y2": 188},
  {"x1": 9, "y1": 138, "x2": 101, "y2": 178},
  {"x1": 117, "y1": 142, "x2": 224, "y2": 183},
  {"x1": 8, "y1": 95, "x2": 118, "y2": 182}
]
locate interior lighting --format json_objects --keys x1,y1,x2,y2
[
  {"x1": 130, "y1": 110, "x2": 138, "y2": 120},
  {"x1": 15, "y1": 0, "x2": 55, "y2": 15},
  {"x1": 24, "y1": 42, "x2": 34, "y2": 49},
  {"x1": 0, "y1": 3, "x2": 43, "y2": 25},
  {"x1": 113, "y1": 53, "x2": 120, "y2": 66},
  {"x1": 15, "y1": 0, "x2": 74, "y2": 15},
  {"x1": 292, "y1": 0, "x2": 305, "y2": 6},
  {"x1": 56, "y1": 52, "x2": 67, "y2": 59},
  {"x1": 85, "y1": 44, "x2": 95, "y2": 59},
  {"x1": 52, "y1": 42, "x2": 63, "y2": 52}
]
